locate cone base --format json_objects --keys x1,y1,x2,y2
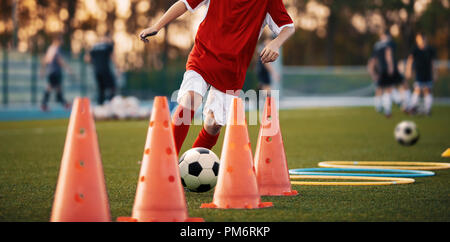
[
  {"x1": 200, "y1": 202, "x2": 273, "y2": 210},
  {"x1": 260, "y1": 190, "x2": 299, "y2": 196},
  {"x1": 258, "y1": 182, "x2": 299, "y2": 196},
  {"x1": 259, "y1": 188, "x2": 299, "y2": 196}
]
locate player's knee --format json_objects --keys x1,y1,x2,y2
[
  {"x1": 204, "y1": 113, "x2": 222, "y2": 136},
  {"x1": 179, "y1": 91, "x2": 202, "y2": 111}
]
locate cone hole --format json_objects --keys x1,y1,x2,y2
[
  {"x1": 265, "y1": 158, "x2": 271, "y2": 164},
  {"x1": 227, "y1": 166, "x2": 233, "y2": 173},
  {"x1": 79, "y1": 128, "x2": 86, "y2": 135},
  {"x1": 168, "y1": 175, "x2": 175, "y2": 182},
  {"x1": 75, "y1": 193, "x2": 84, "y2": 203},
  {"x1": 267, "y1": 115, "x2": 272, "y2": 121},
  {"x1": 166, "y1": 147, "x2": 172, "y2": 155},
  {"x1": 265, "y1": 137, "x2": 272, "y2": 142}
]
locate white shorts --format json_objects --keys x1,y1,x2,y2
[{"x1": 177, "y1": 70, "x2": 235, "y2": 126}]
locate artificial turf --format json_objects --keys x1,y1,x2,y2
[{"x1": 0, "y1": 106, "x2": 449, "y2": 222}]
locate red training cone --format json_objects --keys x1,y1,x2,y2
[
  {"x1": 118, "y1": 96, "x2": 203, "y2": 222},
  {"x1": 254, "y1": 97, "x2": 298, "y2": 196},
  {"x1": 201, "y1": 98, "x2": 273, "y2": 209},
  {"x1": 51, "y1": 97, "x2": 111, "y2": 222}
]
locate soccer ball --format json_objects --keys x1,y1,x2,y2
[
  {"x1": 394, "y1": 121, "x2": 419, "y2": 146},
  {"x1": 179, "y1": 148, "x2": 220, "y2": 192}
]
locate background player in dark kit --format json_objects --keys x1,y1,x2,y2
[
  {"x1": 406, "y1": 32, "x2": 437, "y2": 116},
  {"x1": 367, "y1": 29, "x2": 402, "y2": 117},
  {"x1": 40, "y1": 35, "x2": 73, "y2": 111},
  {"x1": 86, "y1": 32, "x2": 119, "y2": 105}
]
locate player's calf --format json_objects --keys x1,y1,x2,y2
[
  {"x1": 192, "y1": 112, "x2": 222, "y2": 150},
  {"x1": 172, "y1": 91, "x2": 203, "y2": 154}
]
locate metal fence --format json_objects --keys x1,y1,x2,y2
[
  {"x1": 1, "y1": 50, "x2": 449, "y2": 107},
  {"x1": 0, "y1": 50, "x2": 97, "y2": 107}
]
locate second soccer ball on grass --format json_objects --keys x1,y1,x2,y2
[{"x1": 395, "y1": 121, "x2": 420, "y2": 146}]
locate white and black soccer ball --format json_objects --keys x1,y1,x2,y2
[
  {"x1": 179, "y1": 148, "x2": 220, "y2": 193},
  {"x1": 394, "y1": 121, "x2": 419, "y2": 146}
]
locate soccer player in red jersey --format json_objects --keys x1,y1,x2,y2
[{"x1": 139, "y1": 0, "x2": 295, "y2": 154}]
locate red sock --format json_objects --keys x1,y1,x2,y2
[
  {"x1": 172, "y1": 105, "x2": 195, "y2": 155},
  {"x1": 192, "y1": 127, "x2": 220, "y2": 150}
]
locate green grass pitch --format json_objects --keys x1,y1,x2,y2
[{"x1": 0, "y1": 106, "x2": 449, "y2": 222}]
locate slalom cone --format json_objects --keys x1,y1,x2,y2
[
  {"x1": 50, "y1": 97, "x2": 111, "y2": 222},
  {"x1": 118, "y1": 96, "x2": 203, "y2": 222},
  {"x1": 201, "y1": 98, "x2": 273, "y2": 209},
  {"x1": 442, "y1": 148, "x2": 450, "y2": 158},
  {"x1": 254, "y1": 97, "x2": 298, "y2": 196}
]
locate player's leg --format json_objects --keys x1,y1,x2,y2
[
  {"x1": 173, "y1": 90, "x2": 203, "y2": 153},
  {"x1": 399, "y1": 81, "x2": 411, "y2": 112},
  {"x1": 105, "y1": 71, "x2": 117, "y2": 102},
  {"x1": 41, "y1": 85, "x2": 52, "y2": 111},
  {"x1": 391, "y1": 85, "x2": 402, "y2": 106},
  {"x1": 408, "y1": 83, "x2": 421, "y2": 114},
  {"x1": 374, "y1": 87, "x2": 383, "y2": 113},
  {"x1": 95, "y1": 73, "x2": 106, "y2": 105},
  {"x1": 41, "y1": 72, "x2": 59, "y2": 111},
  {"x1": 192, "y1": 87, "x2": 234, "y2": 150},
  {"x1": 192, "y1": 111, "x2": 222, "y2": 150},
  {"x1": 381, "y1": 86, "x2": 393, "y2": 117},
  {"x1": 423, "y1": 85, "x2": 433, "y2": 116},
  {"x1": 54, "y1": 85, "x2": 70, "y2": 109},
  {"x1": 172, "y1": 71, "x2": 209, "y2": 154},
  {"x1": 51, "y1": 72, "x2": 69, "y2": 109}
]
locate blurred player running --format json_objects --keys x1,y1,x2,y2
[
  {"x1": 405, "y1": 32, "x2": 437, "y2": 116},
  {"x1": 367, "y1": 30, "x2": 402, "y2": 118},
  {"x1": 40, "y1": 35, "x2": 73, "y2": 112},
  {"x1": 139, "y1": 0, "x2": 295, "y2": 154}
]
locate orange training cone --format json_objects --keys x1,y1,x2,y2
[
  {"x1": 50, "y1": 97, "x2": 111, "y2": 222},
  {"x1": 254, "y1": 97, "x2": 298, "y2": 196},
  {"x1": 201, "y1": 98, "x2": 273, "y2": 209},
  {"x1": 442, "y1": 148, "x2": 450, "y2": 158},
  {"x1": 118, "y1": 96, "x2": 203, "y2": 222}
]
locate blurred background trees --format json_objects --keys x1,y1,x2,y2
[{"x1": 1, "y1": 0, "x2": 448, "y2": 68}]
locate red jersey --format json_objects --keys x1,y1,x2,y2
[{"x1": 182, "y1": 0, "x2": 294, "y2": 93}]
